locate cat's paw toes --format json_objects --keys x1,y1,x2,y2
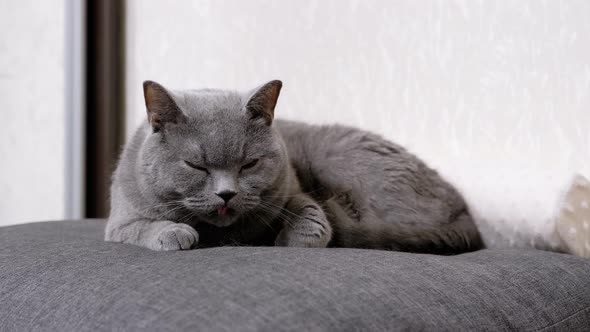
[
  {"x1": 275, "y1": 209, "x2": 332, "y2": 248},
  {"x1": 153, "y1": 223, "x2": 199, "y2": 251},
  {"x1": 275, "y1": 230, "x2": 330, "y2": 248}
]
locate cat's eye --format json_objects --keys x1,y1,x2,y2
[
  {"x1": 241, "y1": 159, "x2": 259, "y2": 171},
  {"x1": 184, "y1": 160, "x2": 209, "y2": 173}
]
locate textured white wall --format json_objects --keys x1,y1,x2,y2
[
  {"x1": 126, "y1": 0, "x2": 590, "y2": 194},
  {"x1": 0, "y1": 1, "x2": 65, "y2": 225}
]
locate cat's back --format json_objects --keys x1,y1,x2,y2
[
  {"x1": 273, "y1": 119, "x2": 413, "y2": 180},
  {"x1": 273, "y1": 119, "x2": 467, "y2": 219},
  {"x1": 273, "y1": 119, "x2": 386, "y2": 167}
]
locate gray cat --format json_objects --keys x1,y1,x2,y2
[{"x1": 105, "y1": 80, "x2": 483, "y2": 254}]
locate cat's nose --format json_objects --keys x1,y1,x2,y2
[{"x1": 216, "y1": 190, "x2": 237, "y2": 203}]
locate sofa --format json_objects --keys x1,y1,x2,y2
[{"x1": 1, "y1": 219, "x2": 589, "y2": 331}]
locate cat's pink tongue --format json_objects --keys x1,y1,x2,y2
[{"x1": 217, "y1": 206, "x2": 228, "y2": 216}]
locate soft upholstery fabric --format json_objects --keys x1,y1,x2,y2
[{"x1": 1, "y1": 220, "x2": 590, "y2": 331}]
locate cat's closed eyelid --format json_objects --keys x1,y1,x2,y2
[
  {"x1": 240, "y1": 158, "x2": 260, "y2": 171},
  {"x1": 183, "y1": 160, "x2": 209, "y2": 173}
]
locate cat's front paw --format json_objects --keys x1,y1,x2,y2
[
  {"x1": 274, "y1": 206, "x2": 332, "y2": 248},
  {"x1": 152, "y1": 223, "x2": 199, "y2": 251},
  {"x1": 275, "y1": 223, "x2": 331, "y2": 248}
]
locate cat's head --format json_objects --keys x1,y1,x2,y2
[{"x1": 138, "y1": 80, "x2": 288, "y2": 227}]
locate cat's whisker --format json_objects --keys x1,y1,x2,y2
[
  {"x1": 252, "y1": 212, "x2": 278, "y2": 235},
  {"x1": 178, "y1": 210, "x2": 197, "y2": 225},
  {"x1": 140, "y1": 199, "x2": 184, "y2": 209},
  {"x1": 165, "y1": 204, "x2": 189, "y2": 217},
  {"x1": 256, "y1": 202, "x2": 296, "y2": 227},
  {"x1": 259, "y1": 201, "x2": 307, "y2": 220}
]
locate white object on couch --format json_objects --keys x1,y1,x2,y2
[
  {"x1": 556, "y1": 174, "x2": 590, "y2": 258},
  {"x1": 443, "y1": 165, "x2": 590, "y2": 256}
]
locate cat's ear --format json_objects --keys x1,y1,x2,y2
[
  {"x1": 143, "y1": 80, "x2": 186, "y2": 133},
  {"x1": 245, "y1": 80, "x2": 282, "y2": 125}
]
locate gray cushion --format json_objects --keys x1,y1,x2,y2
[{"x1": 1, "y1": 220, "x2": 589, "y2": 331}]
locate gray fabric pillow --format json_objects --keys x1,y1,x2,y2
[{"x1": 1, "y1": 219, "x2": 589, "y2": 331}]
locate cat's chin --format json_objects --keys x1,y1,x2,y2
[
  {"x1": 202, "y1": 216, "x2": 239, "y2": 227},
  {"x1": 201, "y1": 209, "x2": 240, "y2": 227}
]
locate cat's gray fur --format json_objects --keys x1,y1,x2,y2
[{"x1": 105, "y1": 80, "x2": 483, "y2": 253}]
